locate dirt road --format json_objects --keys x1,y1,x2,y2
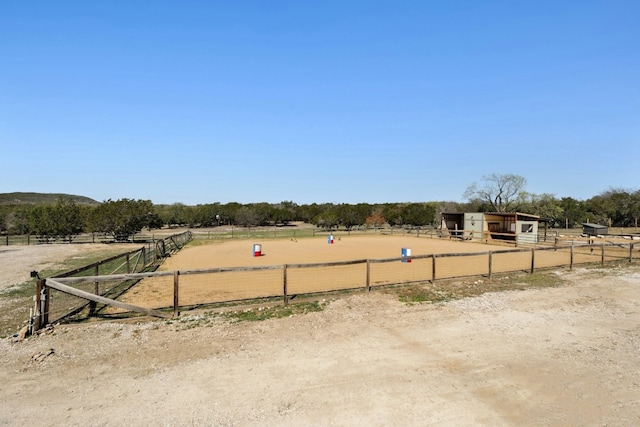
[{"x1": 1, "y1": 264, "x2": 639, "y2": 426}]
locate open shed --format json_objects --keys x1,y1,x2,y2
[
  {"x1": 441, "y1": 212, "x2": 540, "y2": 244},
  {"x1": 483, "y1": 212, "x2": 540, "y2": 244},
  {"x1": 441, "y1": 213, "x2": 464, "y2": 237},
  {"x1": 582, "y1": 223, "x2": 608, "y2": 236}
]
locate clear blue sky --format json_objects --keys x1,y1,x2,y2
[{"x1": 1, "y1": 1, "x2": 638, "y2": 205}]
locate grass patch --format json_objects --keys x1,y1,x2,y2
[
  {"x1": 395, "y1": 271, "x2": 567, "y2": 305},
  {"x1": 1, "y1": 282, "x2": 35, "y2": 299},
  {"x1": 222, "y1": 301, "x2": 326, "y2": 322},
  {"x1": 165, "y1": 300, "x2": 328, "y2": 330}
]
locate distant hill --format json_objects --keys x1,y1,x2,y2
[{"x1": 0, "y1": 192, "x2": 100, "y2": 206}]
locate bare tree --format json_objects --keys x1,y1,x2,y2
[{"x1": 463, "y1": 173, "x2": 527, "y2": 213}]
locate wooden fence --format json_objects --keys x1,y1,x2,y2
[
  {"x1": 29, "y1": 231, "x2": 192, "y2": 331},
  {"x1": 32, "y1": 241, "x2": 637, "y2": 331}
]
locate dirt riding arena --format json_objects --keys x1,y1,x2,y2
[
  {"x1": 161, "y1": 235, "x2": 499, "y2": 269},
  {"x1": 123, "y1": 235, "x2": 619, "y2": 310},
  {"x1": 124, "y1": 236, "x2": 535, "y2": 308}
]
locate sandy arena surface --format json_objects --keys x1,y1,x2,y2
[
  {"x1": 160, "y1": 235, "x2": 501, "y2": 270},
  {"x1": 121, "y1": 236, "x2": 509, "y2": 308},
  {"x1": 1, "y1": 252, "x2": 639, "y2": 426}
]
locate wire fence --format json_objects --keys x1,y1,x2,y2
[
  {"x1": 1, "y1": 230, "x2": 191, "y2": 246},
  {"x1": 34, "y1": 240, "x2": 638, "y2": 331},
  {"x1": 31, "y1": 231, "x2": 191, "y2": 329}
]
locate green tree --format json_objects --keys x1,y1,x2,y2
[
  {"x1": 586, "y1": 189, "x2": 640, "y2": 227},
  {"x1": 0, "y1": 206, "x2": 7, "y2": 233},
  {"x1": 53, "y1": 197, "x2": 84, "y2": 240},
  {"x1": 89, "y1": 199, "x2": 155, "y2": 241},
  {"x1": 298, "y1": 203, "x2": 328, "y2": 224},
  {"x1": 517, "y1": 193, "x2": 563, "y2": 225},
  {"x1": 334, "y1": 204, "x2": 370, "y2": 230},
  {"x1": 382, "y1": 204, "x2": 404, "y2": 227},
  {"x1": 218, "y1": 202, "x2": 243, "y2": 226},
  {"x1": 401, "y1": 202, "x2": 437, "y2": 227},
  {"x1": 235, "y1": 206, "x2": 261, "y2": 229},
  {"x1": 271, "y1": 201, "x2": 298, "y2": 225},
  {"x1": 313, "y1": 210, "x2": 339, "y2": 230},
  {"x1": 190, "y1": 203, "x2": 221, "y2": 227},
  {"x1": 164, "y1": 203, "x2": 188, "y2": 227},
  {"x1": 250, "y1": 203, "x2": 273, "y2": 226},
  {"x1": 9, "y1": 206, "x2": 31, "y2": 235},
  {"x1": 27, "y1": 197, "x2": 84, "y2": 241},
  {"x1": 559, "y1": 197, "x2": 587, "y2": 228},
  {"x1": 28, "y1": 205, "x2": 56, "y2": 241}
]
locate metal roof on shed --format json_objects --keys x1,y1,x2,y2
[
  {"x1": 582, "y1": 223, "x2": 608, "y2": 229},
  {"x1": 483, "y1": 212, "x2": 540, "y2": 220}
]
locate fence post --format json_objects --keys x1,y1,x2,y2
[
  {"x1": 432, "y1": 255, "x2": 437, "y2": 283},
  {"x1": 601, "y1": 244, "x2": 605, "y2": 266},
  {"x1": 43, "y1": 284, "x2": 50, "y2": 327},
  {"x1": 366, "y1": 260, "x2": 371, "y2": 292},
  {"x1": 630, "y1": 243, "x2": 634, "y2": 263},
  {"x1": 283, "y1": 264, "x2": 288, "y2": 306},
  {"x1": 488, "y1": 251, "x2": 493, "y2": 279},
  {"x1": 173, "y1": 271, "x2": 180, "y2": 317},
  {"x1": 90, "y1": 264, "x2": 99, "y2": 317},
  {"x1": 570, "y1": 243, "x2": 574, "y2": 270},
  {"x1": 34, "y1": 279, "x2": 43, "y2": 332},
  {"x1": 530, "y1": 247, "x2": 535, "y2": 274},
  {"x1": 126, "y1": 254, "x2": 131, "y2": 274}
]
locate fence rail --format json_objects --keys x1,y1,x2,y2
[{"x1": 33, "y1": 240, "x2": 638, "y2": 331}]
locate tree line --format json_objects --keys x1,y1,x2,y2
[
  {"x1": 0, "y1": 185, "x2": 638, "y2": 241},
  {"x1": 0, "y1": 198, "x2": 440, "y2": 241}
]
